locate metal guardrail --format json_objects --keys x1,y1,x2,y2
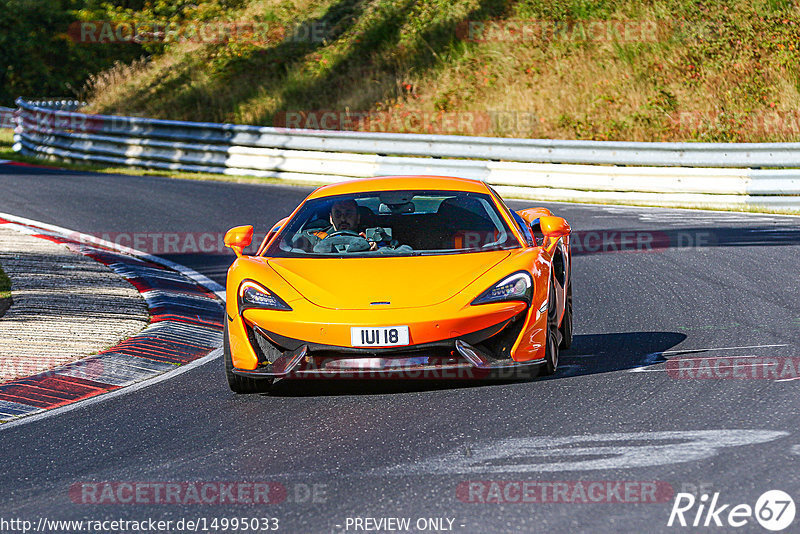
[
  {"x1": 24, "y1": 100, "x2": 86, "y2": 111},
  {"x1": 3, "y1": 100, "x2": 84, "y2": 129},
  {"x1": 12, "y1": 99, "x2": 800, "y2": 211},
  {"x1": 14, "y1": 99, "x2": 800, "y2": 168},
  {"x1": 0, "y1": 107, "x2": 16, "y2": 129}
]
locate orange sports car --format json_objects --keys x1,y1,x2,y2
[{"x1": 223, "y1": 176, "x2": 572, "y2": 393}]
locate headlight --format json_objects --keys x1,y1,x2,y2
[
  {"x1": 471, "y1": 271, "x2": 532, "y2": 306},
  {"x1": 238, "y1": 280, "x2": 292, "y2": 312}
]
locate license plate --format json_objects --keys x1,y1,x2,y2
[{"x1": 350, "y1": 326, "x2": 409, "y2": 347}]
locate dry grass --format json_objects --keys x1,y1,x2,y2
[
  {"x1": 78, "y1": 0, "x2": 800, "y2": 141},
  {"x1": 82, "y1": 57, "x2": 152, "y2": 111}
]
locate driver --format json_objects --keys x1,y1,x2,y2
[
  {"x1": 329, "y1": 199, "x2": 360, "y2": 234},
  {"x1": 296, "y1": 199, "x2": 378, "y2": 251}
]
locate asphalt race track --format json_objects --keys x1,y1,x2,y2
[{"x1": 1, "y1": 165, "x2": 800, "y2": 533}]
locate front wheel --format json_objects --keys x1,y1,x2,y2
[
  {"x1": 540, "y1": 281, "x2": 560, "y2": 376},
  {"x1": 224, "y1": 322, "x2": 273, "y2": 394}
]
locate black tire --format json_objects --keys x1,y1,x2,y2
[
  {"x1": 559, "y1": 279, "x2": 573, "y2": 350},
  {"x1": 224, "y1": 322, "x2": 273, "y2": 394},
  {"x1": 540, "y1": 281, "x2": 560, "y2": 376}
]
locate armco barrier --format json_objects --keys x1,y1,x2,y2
[
  {"x1": 0, "y1": 107, "x2": 15, "y2": 129},
  {"x1": 23, "y1": 99, "x2": 86, "y2": 111},
  {"x1": 12, "y1": 99, "x2": 800, "y2": 211}
]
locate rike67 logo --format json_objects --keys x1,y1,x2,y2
[{"x1": 668, "y1": 490, "x2": 796, "y2": 531}]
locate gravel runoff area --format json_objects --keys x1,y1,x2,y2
[{"x1": 0, "y1": 226, "x2": 149, "y2": 382}]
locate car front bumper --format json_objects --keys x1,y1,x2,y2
[{"x1": 231, "y1": 313, "x2": 546, "y2": 379}]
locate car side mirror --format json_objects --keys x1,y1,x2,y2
[
  {"x1": 530, "y1": 218, "x2": 544, "y2": 246},
  {"x1": 539, "y1": 216, "x2": 571, "y2": 238},
  {"x1": 224, "y1": 225, "x2": 253, "y2": 257}
]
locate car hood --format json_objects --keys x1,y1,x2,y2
[{"x1": 268, "y1": 251, "x2": 510, "y2": 310}]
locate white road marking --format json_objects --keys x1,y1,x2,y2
[
  {"x1": 657, "y1": 354, "x2": 758, "y2": 361},
  {"x1": 375, "y1": 430, "x2": 788, "y2": 474},
  {"x1": 629, "y1": 345, "x2": 789, "y2": 373},
  {"x1": 775, "y1": 377, "x2": 800, "y2": 383},
  {"x1": 791, "y1": 445, "x2": 800, "y2": 455},
  {"x1": 632, "y1": 362, "x2": 773, "y2": 373},
  {"x1": 659, "y1": 344, "x2": 788, "y2": 355},
  {"x1": 0, "y1": 349, "x2": 222, "y2": 431}
]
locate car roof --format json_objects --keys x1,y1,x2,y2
[{"x1": 306, "y1": 176, "x2": 491, "y2": 199}]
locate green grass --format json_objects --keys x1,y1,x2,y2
[
  {"x1": 79, "y1": 0, "x2": 800, "y2": 143},
  {"x1": 0, "y1": 129, "x2": 14, "y2": 159}
]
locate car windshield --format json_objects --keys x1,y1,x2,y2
[{"x1": 265, "y1": 190, "x2": 521, "y2": 257}]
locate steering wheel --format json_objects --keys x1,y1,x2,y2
[
  {"x1": 325, "y1": 230, "x2": 361, "y2": 238},
  {"x1": 313, "y1": 230, "x2": 371, "y2": 253}
]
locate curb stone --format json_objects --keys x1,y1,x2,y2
[{"x1": 0, "y1": 217, "x2": 224, "y2": 423}]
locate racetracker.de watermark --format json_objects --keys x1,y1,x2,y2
[
  {"x1": 0, "y1": 357, "x2": 107, "y2": 383},
  {"x1": 68, "y1": 20, "x2": 328, "y2": 44},
  {"x1": 570, "y1": 230, "x2": 715, "y2": 255},
  {"x1": 70, "y1": 482, "x2": 284, "y2": 505},
  {"x1": 456, "y1": 19, "x2": 724, "y2": 43},
  {"x1": 63, "y1": 230, "x2": 717, "y2": 256},
  {"x1": 18, "y1": 108, "x2": 538, "y2": 136},
  {"x1": 667, "y1": 356, "x2": 800, "y2": 380},
  {"x1": 69, "y1": 482, "x2": 327, "y2": 505},
  {"x1": 273, "y1": 110, "x2": 538, "y2": 135},
  {"x1": 457, "y1": 480, "x2": 674, "y2": 503},
  {"x1": 673, "y1": 111, "x2": 800, "y2": 136},
  {"x1": 70, "y1": 232, "x2": 266, "y2": 255},
  {"x1": 288, "y1": 360, "x2": 535, "y2": 380},
  {"x1": 457, "y1": 19, "x2": 662, "y2": 43}
]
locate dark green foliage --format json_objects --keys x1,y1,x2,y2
[{"x1": 0, "y1": 0, "x2": 144, "y2": 105}]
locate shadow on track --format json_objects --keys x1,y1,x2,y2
[
  {"x1": 550, "y1": 331, "x2": 687, "y2": 380},
  {"x1": 265, "y1": 331, "x2": 685, "y2": 396}
]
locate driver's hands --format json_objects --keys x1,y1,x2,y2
[{"x1": 359, "y1": 231, "x2": 378, "y2": 251}]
